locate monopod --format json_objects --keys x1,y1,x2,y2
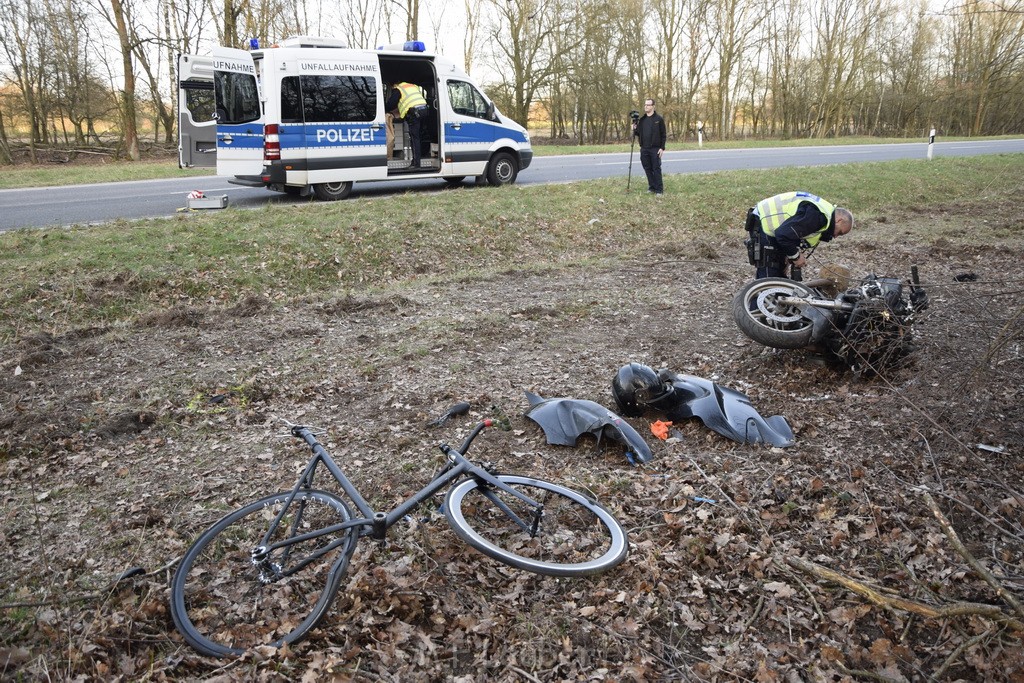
[
  {"x1": 626, "y1": 110, "x2": 640, "y2": 192},
  {"x1": 627, "y1": 133, "x2": 636, "y2": 192}
]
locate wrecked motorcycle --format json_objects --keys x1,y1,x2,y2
[{"x1": 732, "y1": 266, "x2": 929, "y2": 374}]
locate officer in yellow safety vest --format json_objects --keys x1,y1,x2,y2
[
  {"x1": 744, "y1": 191, "x2": 854, "y2": 280},
  {"x1": 387, "y1": 82, "x2": 428, "y2": 167}
]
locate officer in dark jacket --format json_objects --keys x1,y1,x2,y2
[
  {"x1": 387, "y1": 82, "x2": 428, "y2": 166},
  {"x1": 633, "y1": 98, "x2": 666, "y2": 194},
  {"x1": 746, "y1": 191, "x2": 854, "y2": 279}
]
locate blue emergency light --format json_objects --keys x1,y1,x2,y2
[
  {"x1": 249, "y1": 37, "x2": 260, "y2": 49},
  {"x1": 404, "y1": 41, "x2": 425, "y2": 52}
]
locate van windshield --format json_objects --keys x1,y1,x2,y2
[{"x1": 214, "y1": 71, "x2": 261, "y2": 124}]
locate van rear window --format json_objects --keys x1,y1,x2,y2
[
  {"x1": 181, "y1": 79, "x2": 215, "y2": 123},
  {"x1": 281, "y1": 76, "x2": 377, "y2": 123},
  {"x1": 214, "y1": 71, "x2": 261, "y2": 124}
]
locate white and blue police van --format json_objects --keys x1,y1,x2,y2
[{"x1": 177, "y1": 36, "x2": 532, "y2": 200}]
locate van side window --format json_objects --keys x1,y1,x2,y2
[
  {"x1": 214, "y1": 71, "x2": 261, "y2": 124},
  {"x1": 447, "y1": 80, "x2": 490, "y2": 120},
  {"x1": 281, "y1": 75, "x2": 377, "y2": 123},
  {"x1": 281, "y1": 77, "x2": 303, "y2": 123}
]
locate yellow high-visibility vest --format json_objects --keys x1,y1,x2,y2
[
  {"x1": 395, "y1": 82, "x2": 426, "y2": 118},
  {"x1": 756, "y1": 191, "x2": 836, "y2": 247}
]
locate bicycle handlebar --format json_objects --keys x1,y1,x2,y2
[
  {"x1": 439, "y1": 419, "x2": 493, "y2": 458},
  {"x1": 288, "y1": 419, "x2": 493, "y2": 460}
]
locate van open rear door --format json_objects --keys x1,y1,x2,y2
[
  {"x1": 177, "y1": 53, "x2": 217, "y2": 168},
  {"x1": 208, "y1": 47, "x2": 265, "y2": 179}
]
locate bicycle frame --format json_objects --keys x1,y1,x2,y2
[{"x1": 252, "y1": 419, "x2": 545, "y2": 576}]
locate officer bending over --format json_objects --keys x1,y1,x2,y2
[{"x1": 745, "y1": 191, "x2": 854, "y2": 279}]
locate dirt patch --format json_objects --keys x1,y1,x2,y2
[{"x1": 2, "y1": 202, "x2": 1023, "y2": 681}]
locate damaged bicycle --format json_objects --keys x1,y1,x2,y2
[{"x1": 169, "y1": 415, "x2": 628, "y2": 657}]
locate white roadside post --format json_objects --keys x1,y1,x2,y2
[
  {"x1": 697, "y1": 120, "x2": 704, "y2": 148},
  {"x1": 927, "y1": 128, "x2": 935, "y2": 161}
]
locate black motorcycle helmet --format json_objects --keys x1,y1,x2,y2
[{"x1": 611, "y1": 362, "x2": 670, "y2": 417}]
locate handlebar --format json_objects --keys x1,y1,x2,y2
[
  {"x1": 280, "y1": 404, "x2": 494, "y2": 464},
  {"x1": 439, "y1": 420, "x2": 493, "y2": 459}
]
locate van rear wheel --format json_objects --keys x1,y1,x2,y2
[
  {"x1": 486, "y1": 153, "x2": 518, "y2": 186},
  {"x1": 313, "y1": 181, "x2": 353, "y2": 201}
]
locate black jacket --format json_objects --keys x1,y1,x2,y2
[
  {"x1": 770, "y1": 201, "x2": 835, "y2": 257},
  {"x1": 635, "y1": 113, "x2": 666, "y2": 150}
]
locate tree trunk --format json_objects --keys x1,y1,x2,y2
[
  {"x1": 0, "y1": 110, "x2": 12, "y2": 164},
  {"x1": 110, "y1": 0, "x2": 140, "y2": 160}
]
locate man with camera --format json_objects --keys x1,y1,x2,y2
[{"x1": 632, "y1": 99, "x2": 666, "y2": 195}]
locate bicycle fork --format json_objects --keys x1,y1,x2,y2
[
  {"x1": 481, "y1": 482, "x2": 544, "y2": 538},
  {"x1": 440, "y1": 422, "x2": 546, "y2": 537},
  {"x1": 250, "y1": 493, "x2": 314, "y2": 584}
]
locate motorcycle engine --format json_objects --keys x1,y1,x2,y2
[{"x1": 830, "y1": 275, "x2": 917, "y2": 375}]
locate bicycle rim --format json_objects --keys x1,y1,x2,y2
[
  {"x1": 170, "y1": 490, "x2": 357, "y2": 657},
  {"x1": 444, "y1": 475, "x2": 628, "y2": 577}
]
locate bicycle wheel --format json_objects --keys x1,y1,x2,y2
[
  {"x1": 444, "y1": 475, "x2": 628, "y2": 577},
  {"x1": 170, "y1": 490, "x2": 358, "y2": 657}
]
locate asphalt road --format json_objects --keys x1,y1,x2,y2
[{"x1": 2, "y1": 138, "x2": 1023, "y2": 231}]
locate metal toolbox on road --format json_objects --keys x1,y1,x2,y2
[{"x1": 187, "y1": 195, "x2": 229, "y2": 210}]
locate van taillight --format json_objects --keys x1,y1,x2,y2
[{"x1": 264, "y1": 124, "x2": 280, "y2": 161}]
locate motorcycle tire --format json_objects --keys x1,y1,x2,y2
[{"x1": 732, "y1": 278, "x2": 817, "y2": 349}]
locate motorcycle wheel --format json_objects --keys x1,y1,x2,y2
[{"x1": 732, "y1": 278, "x2": 817, "y2": 349}]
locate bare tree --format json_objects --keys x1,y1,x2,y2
[
  {"x1": 485, "y1": 0, "x2": 575, "y2": 127},
  {"x1": 710, "y1": 0, "x2": 768, "y2": 138},
  {"x1": 945, "y1": 0, "x2": 1024, "y2": 135},
  {"x1": 766, "y1": 0, "x2": 822, "y2": 137},
  {"x1": 94, "y1": 0, "x2": 178, "y2": 153},
  {"x1": 548, "y1": 0, "x2": 633, "y2": 144},
  {"x1": 3, "y1": 0, "x2": 1024, "y2": 156},
  {"x1": 0, "y1": 106, "x2": 11, "y2": 163},
  {"x1": 165, "y1": 0, "x2": 212, "y2": 54},
  {"x1": 656, "y1": 0, "x2": 715, "y2": 139},
  {"x1": 339, "y1": 0, "x2": 388, "y2": 49},
  {"x1": 392, "y1": 0, "x2": 420, "y2": 40},
  {"x1": 868, "y1": 0, "x2": 936, "y2": 135},
  {"x1": 808, "y1": 0, "x2": 894, "y2": 137},
  {"x1": 463, "y1": 0, "x2": 480, "y2": 74},
  {"x1": 108, "y1": 0, "x2": 141, "y2": 159},
  {"x1": 0, "y1": 0, "x2": 47, "y2": 159}
]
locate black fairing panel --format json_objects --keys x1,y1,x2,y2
[{"x1": 524, "y1": 392, "x2": 653, "y2": 464}]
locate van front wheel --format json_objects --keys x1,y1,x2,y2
[
  {"x1": 486, "y1": 153, "x2": 518, "y2": 186},
  {"x1": 313, "y1": 181, "x2": 353, "y2": 201}
]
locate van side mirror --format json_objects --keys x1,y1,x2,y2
[{"x1": 486, "y1": 102, "x2": 496, "y2": 121}]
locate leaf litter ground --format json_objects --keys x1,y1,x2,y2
[{"x1": 2, "y1": 200, "x2": 1023, "y2": 681}]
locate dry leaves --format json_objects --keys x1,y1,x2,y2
[{"x1": 2, "y1": 200, "x2": 1024, "y2": 680}]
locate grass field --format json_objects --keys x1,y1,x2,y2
[
  {"x1": 3, "y1": 148, "x2": 1024, "y2": 682},
  {"x1": 3, "y1": 153, "x2": 1023, "y2": 343}
]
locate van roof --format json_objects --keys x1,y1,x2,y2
[{"x1": 277, "y1": 36, "x2": 348, "y2": 49}]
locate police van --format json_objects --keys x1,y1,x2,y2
[{"x1": 177, "y1": 36, "x2": 532, "y2": 200}]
